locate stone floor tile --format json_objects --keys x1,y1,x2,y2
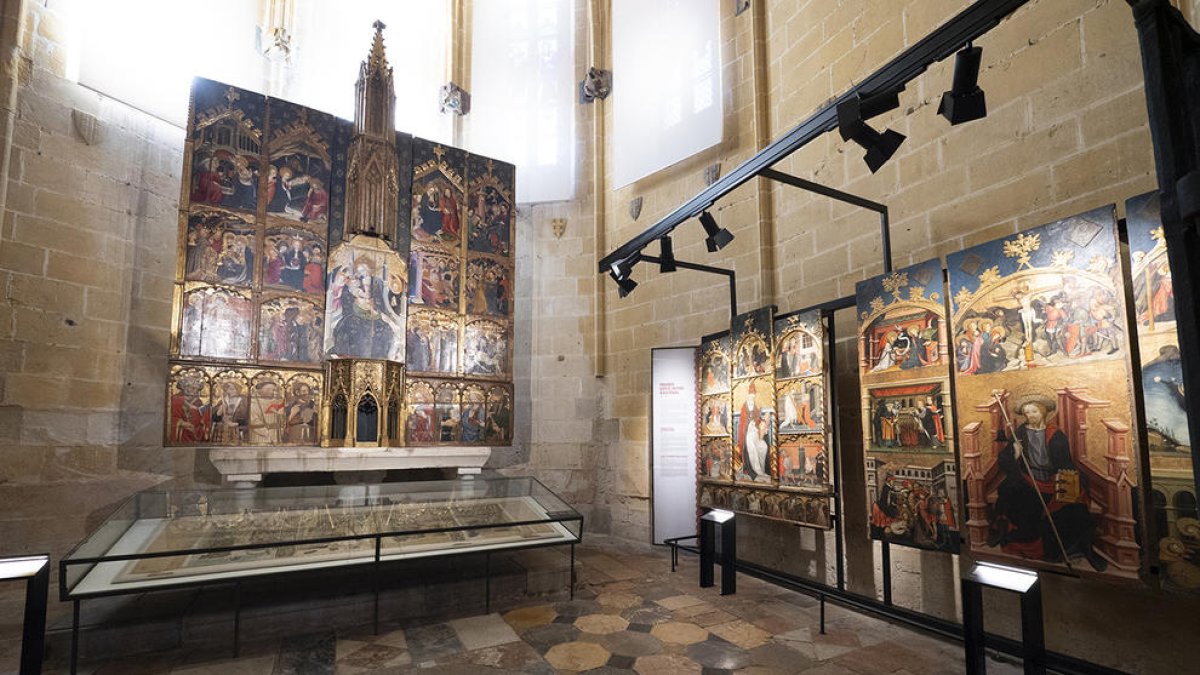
[
  {"x1": 650, "y1": 621, "x2": 710, "y2": 645},
  {"x1": 275, "y1": 631, "x2": 336, "y2": 674},
  {"x1": 334, "y1": 639, "x2": 369, "y2": 661},
  {"x1": 403, "y1": 623, "x2": 464, "y2": 664},
  {"x1": 655, "y1": 594, "x2": 707, "y2": 611},
  {"x1": 708, "y1": 619, "x2": 772, "y2": 650},
  {"x1": 522, "y1": 622, "x2": 582, "y2": 654},
  {"x1": 598, "y1": 630, "x2": 664, "y2": 658},
  {"x1": 686, "y1": 637, "x2": 753, "y2": 670},
  {"x1": 335, "y1": 643, "x2": 411, "y2": 670},
  {"x1": 574, "y1": 613, "x2": 630, "y2": 635},
  {"x1": 633, "y1": 652, "x2": 703, "y2": 674},
  {"x1": 449, "y1": 613, "x2": 519, "y2": 651},
  {"x1": 691, "y1": 609, "x2": 740, "y2": 628},
  {"x1": 748, "y1": 641, "x2": 817, "y2": 672},
  {"x1": 621, "y1": 604, "x2": 673, "y2": 626},
  {"x1": 595, "y1": 590, "x2": 643, "y2": 610},
  {"x1": 544, "y1": 640, "x2": 611, "y2": 671},
  {"x1": 170, "y1": 654, "x2": 277, "y2": 675},
  {"x1": 501, "y1": 604, "x2": 557, "y2": 633}
]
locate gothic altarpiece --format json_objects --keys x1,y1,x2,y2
[{"x1": 165, "y1": 26, "x2": 514, "y2": 464}]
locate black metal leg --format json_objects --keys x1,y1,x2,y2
[
  {"x1": 374, "y1": 538, "x2": 382, "y2": 635},
  {"x1": 699, "y1": 519, "x2": 715, "y2": 588},
  {"x1": 1020, "y1": 582, "x2": 1046, "y2": 675},
  {"x1": 719, "y1": 517, "x2": 736, "y2": 596},
  {"x1": 962, "y1": 579, "x2": 986, "y2": 675},
  {"x1": 819, "y1": 593, "x2": 826, "y2": 635},
  {"x1": 70, "y1": 599, "x2": 79, "y2": 675},
  {"x1": 234, "y1": 578, "x2": 243, "y2": 658},
  {"x1": 20, "y1": 563, "x2": 48, "y2": 675},
  {"x1": 670, "y1": 542, "x2": 676, "y2": 572},
  {"x1": 881, "y1": 542, "x2": 893, "y2": 606},
  {"x1": 569, "y1": 543, "x2": 576, "y2": 600},
  {"x1": 484, "y1": 552, "x2": 491, "y2": 614}
]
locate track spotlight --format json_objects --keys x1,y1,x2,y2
[
  {"x1": 938, "y1": 44, "x2": 986, "y2": 125},
  {"x1": 609, "y1": 255, "x2": 635, "y2": 280},
  {"x1": 658, "y1": 236, "x2": 677, "y2": 273},
  {"x1": 612, "y1": 272, "x2": 637, "y2": 297},
  {"x1": 700, "y1": 211, "x2": 734, "y2": 252},
  {"x1": 837, "y1": 93, "x2": 906, "y2": 173}
]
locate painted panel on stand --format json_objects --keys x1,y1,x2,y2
[
  {"x1": 948, "y1": 207, "x2": 1141, "y2": 579},
  {"x1": 1125, "y1": 190, "x2": 1198, "y2": 592},
  {"x1": 857, "y1": 258, "x2": 960, "y2": 553}
]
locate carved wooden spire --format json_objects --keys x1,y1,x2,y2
[{"x1": 345, "y1": 22, "x2": 400, "y2": 241}]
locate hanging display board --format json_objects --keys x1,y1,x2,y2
[
  {"x1": 1125, "y1": 191, "x2": 1199, "y2": 591},
  {"x1": 651, "y1": 347, "x2": 699, "y2": 545},
  {"x1": 947, "y1": 206, "x2": 1142, "y2": 580},
  {"x1": 856, "y1": 258, "x2": 961, "y2": 553}
]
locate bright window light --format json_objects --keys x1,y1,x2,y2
[
  {"x1": 612, "y1": 0, "x2": 723, "y2": 188},
  {"x1": 469, "y1": 0, "x2": 576, "y2": 203},
  {"x1": 66, "y1": 0, "x2": 262, "y2": 126},
  {"x1": 289, "y1": 0, "x2": 452, "y2": 143}
]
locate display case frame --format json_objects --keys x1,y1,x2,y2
[{"x1": 59, "y1": 476, "x2": 582, "y2": 673}]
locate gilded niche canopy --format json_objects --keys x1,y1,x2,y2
[{"x1": 166, "y1": 25, "x2": 515, "y2": 449}]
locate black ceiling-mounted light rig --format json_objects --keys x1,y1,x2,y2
[
  {"x1": 609, "y1": 255, "x2": 639, "y2": 297},
  {"x1": 938, "y1": 43, "x2": 987, "y2": 125},
  {"x1": 836, "y1": 91, "x2": 906, "y2": 173},
  {"x1": 700, "y1": 211, "x2": 734, "y2": 252}
]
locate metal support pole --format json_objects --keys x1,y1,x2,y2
[
  {"x1": 570, "y1": 543, "x2": 576, "y2": 600},
  {"x1": 374, "y1": 538, "x2": 382, "y2": 634},
  {"x1": 20, "y1": 560, "x2": 48, "y2": 675},
  {"x1": 880, "y1": 209, "x2": 893, "y2": 274},
  {"x1": 636, "y1": 254, "x2": 738, "y2": 323},
  {"x1": 825, "y1": 309, "x2": 847, "y2": 592},
  {"x1": 961, "y1": 579, "x2": 986, "y2": 675},
  {"x1": 1020, "y1": 582, "x2": 1047, "y2": 675},
  {"x1": 70, "y1": 600, "x2": 79, "y2": 675},
  {"x1": 819, "y1": 593, "x2": 826, "y2": 635},
  {"x1": 484, "y1": 551, "x2": 491, "y2": 614},
  {"x1": 881, "y1": 542, "x2": 893, "y2": 606},
  {"x1": 233, "y1": 582, "x2": 241, "y2": 658}
]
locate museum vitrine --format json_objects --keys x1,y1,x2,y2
[{"x1": 60, "y1": 477, "x2": 582, "y2": 599}]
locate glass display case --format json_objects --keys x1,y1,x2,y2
[{"x1": 61, "y1": 476, "x2": 583, "y2": 599}]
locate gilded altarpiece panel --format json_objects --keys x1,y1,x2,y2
[
  {"x1": 775, "y1": 310, "x2": 832, "y2": 498},
  {"x1": 948, "y1": 206, "x2": 1142, "y2": 580},
  {"x1": 698, "y1": 333, "x2": 733, "y2": 482},
  {"x1": 857, "y1": 258, "x2": 960, "y2": 553},
  {"x1": 1125, "y1": 191, "x2": 1198, "y2": 591},
  {"x1": 324, "y1": 237, "x2": 407, "y2": 362},
  {"x1": 166, "y1": 363, "x2": 322, "y2": 447}
]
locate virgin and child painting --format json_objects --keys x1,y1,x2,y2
[
  {"x1": 179, "y1": 285, "x2": 253, "y2": 360},
  {"x1": 408, "y1": 250, "x2": 461, "y2": 310},
  {"x1": 324, "y1": 240, "x2": 407, "y2": 361},
  {"x1": 698, "y1": 334, "x2": 731, "y2": 395},
  {"x1": 700, "y1": 438, "x2": 733, "y2": 480},
  {"x1": 259, "y1": 297, "x2": 323, "y2": 363},
  {"x1": 467, "y1": 156, "x2": 515, "y2": 258},
  {"x1": 701, "y1": 396, "x2": 731, "y2": 437},
  {"x1": 463, "y1": 319, "x2": 509, "y2": 378},
  {"x1": 265, "y1": 229, "x2": 325, "y2": 295},
  {"x1": 465, "y1": 258, "x2": 513, "y2": 316},
  {"x1": 949, "y1": 207, "x2": 1142, "y2": 579},
  {"x1": 187, "y1": 81, "x2": 264, "y2": 215},
  {"x1": 732, "y1": 377, "x2": 776, "y2": 483},
  {"x1": 406, "y1": 309, "x2": 459, "y2": 375},
  {"x1": 265, "y1": 101, "x2": 335, "y2": 225},
  {"x1": 857, "y1": 258, "x2": 960, "y2": 552},
  {"x1": 1125, "y1": 190, "x2": 1198, "y2": 592},
  {"x1": 183, "y1": 210, "x2": 255, "y2": 287},
  {"x1": 411, "y1": 140, "x2": 467, "y2": 247}
]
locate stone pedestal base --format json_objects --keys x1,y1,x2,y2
[{"x1": 209, "y1": 446, "x2": 494, "y2": 486}]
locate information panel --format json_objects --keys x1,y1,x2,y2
[{"x1": 651, "y1": 347, "x2": 698, "y2": 544}]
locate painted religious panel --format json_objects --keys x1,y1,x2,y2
[
  {"x1": 773, "y1": 309, "x2": 833, "y2": 524},
  {"x1": 461, "y1": 384, "x2": 487, "y2": 444},
  {"x1": 266, "y1": 100, "x2": 336, "y2": 227},
  {"x1": 857, "y1": 258, "x2": 960, "y2": 553},
  {"x1": 408, "y1": 249, "x2": 461, "y2": 311},
  {"x1": 248, "y1": 372, "x2": 286, "y2": 445},
  {"x1": 466, "y1": 155, "x2": 515, "y2": 258},
  {"x1": 732, "y1": 376, "x2": 776, "y2": 484},
  {"x1": 324, "y1": 239, "x2": 407, "y2": 361},
  {"x1": 281, "y1": 370, "x2": 321, "y2": 445},
  {"x1": 464, "y1": 257, "x2": 513, "y2": 317},
  {"x1": 178, "y1": 285, "x2": 253, "y2": 360},
  {"x1": 948, "y1": 206, "x2": 1142, "y2": 579},
  {"x1": 210, "y1": 370, "x2": 250, "y2": 445},
  {"x1": 264, "y1": 228, "x2": 326, "y2": 295},
  {"x1": 463, "y1": 318, "x2": 509, "y2": 379},
  {"x1": 406, "y1": 308, "x2": 459, "y2": 376},
  {"x1": 259, "y1": 296, "x2": 323, "y2": 364},
  {"x1": 700, "y1": 396, "x2": 731, "y2": 437},
  {"x1": 1125, "y1": 191, "x2": 1197, "y2": 591},
  {"x1": 700, "y1": 438, "x2": 733, "y2": 481},
  {"x1": 698, "y1": 334, "x2": 731, "y2": 396},
  {"x1": 434, "y1": 382, "x2": 462, "y2": 443},
  {"x1": 186, "y1": 79, "x2": 264, "y2": 215},
  {"x1": 697, "y1": 484, "x2": 832, "y2": 529},
  {"x1": 182, "y1": 209, "x2": 256, "y2": 287},
  {"x1": 777, "y1": 435, "x2": 828, "y2": 489},
  {"x1": 485, "y1": 384, "x2": 513, "y2": 444},
  {"x1": 167, "y1": 365, "x2": 211, "y2": 445},
  {"x1": 405, "y1": 380, "x2": 437, "y2": 444},
  {"x1": 410, "y1": 139, "x2": 467, "y2": 250},
  {"x1": 733, "y1": 307, "x2": 773, "y2": 379}
]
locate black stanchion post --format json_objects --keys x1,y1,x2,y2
[
  {"x1": 699, "y1": 516, "x2": 715, "y2": 588},
  {"x1": 720, "y1": 514, "x2": 737, "y2": 595},
  {"x1": 961, "y1": 577, "x2": 986, "y2": 675},
  {"x1": 881, "y1": 541, "x2": 893, "y2": 605}
]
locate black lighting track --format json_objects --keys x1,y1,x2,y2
[{"x1": 597, "y1": 0, "x2": 1030, "y2": 274}]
